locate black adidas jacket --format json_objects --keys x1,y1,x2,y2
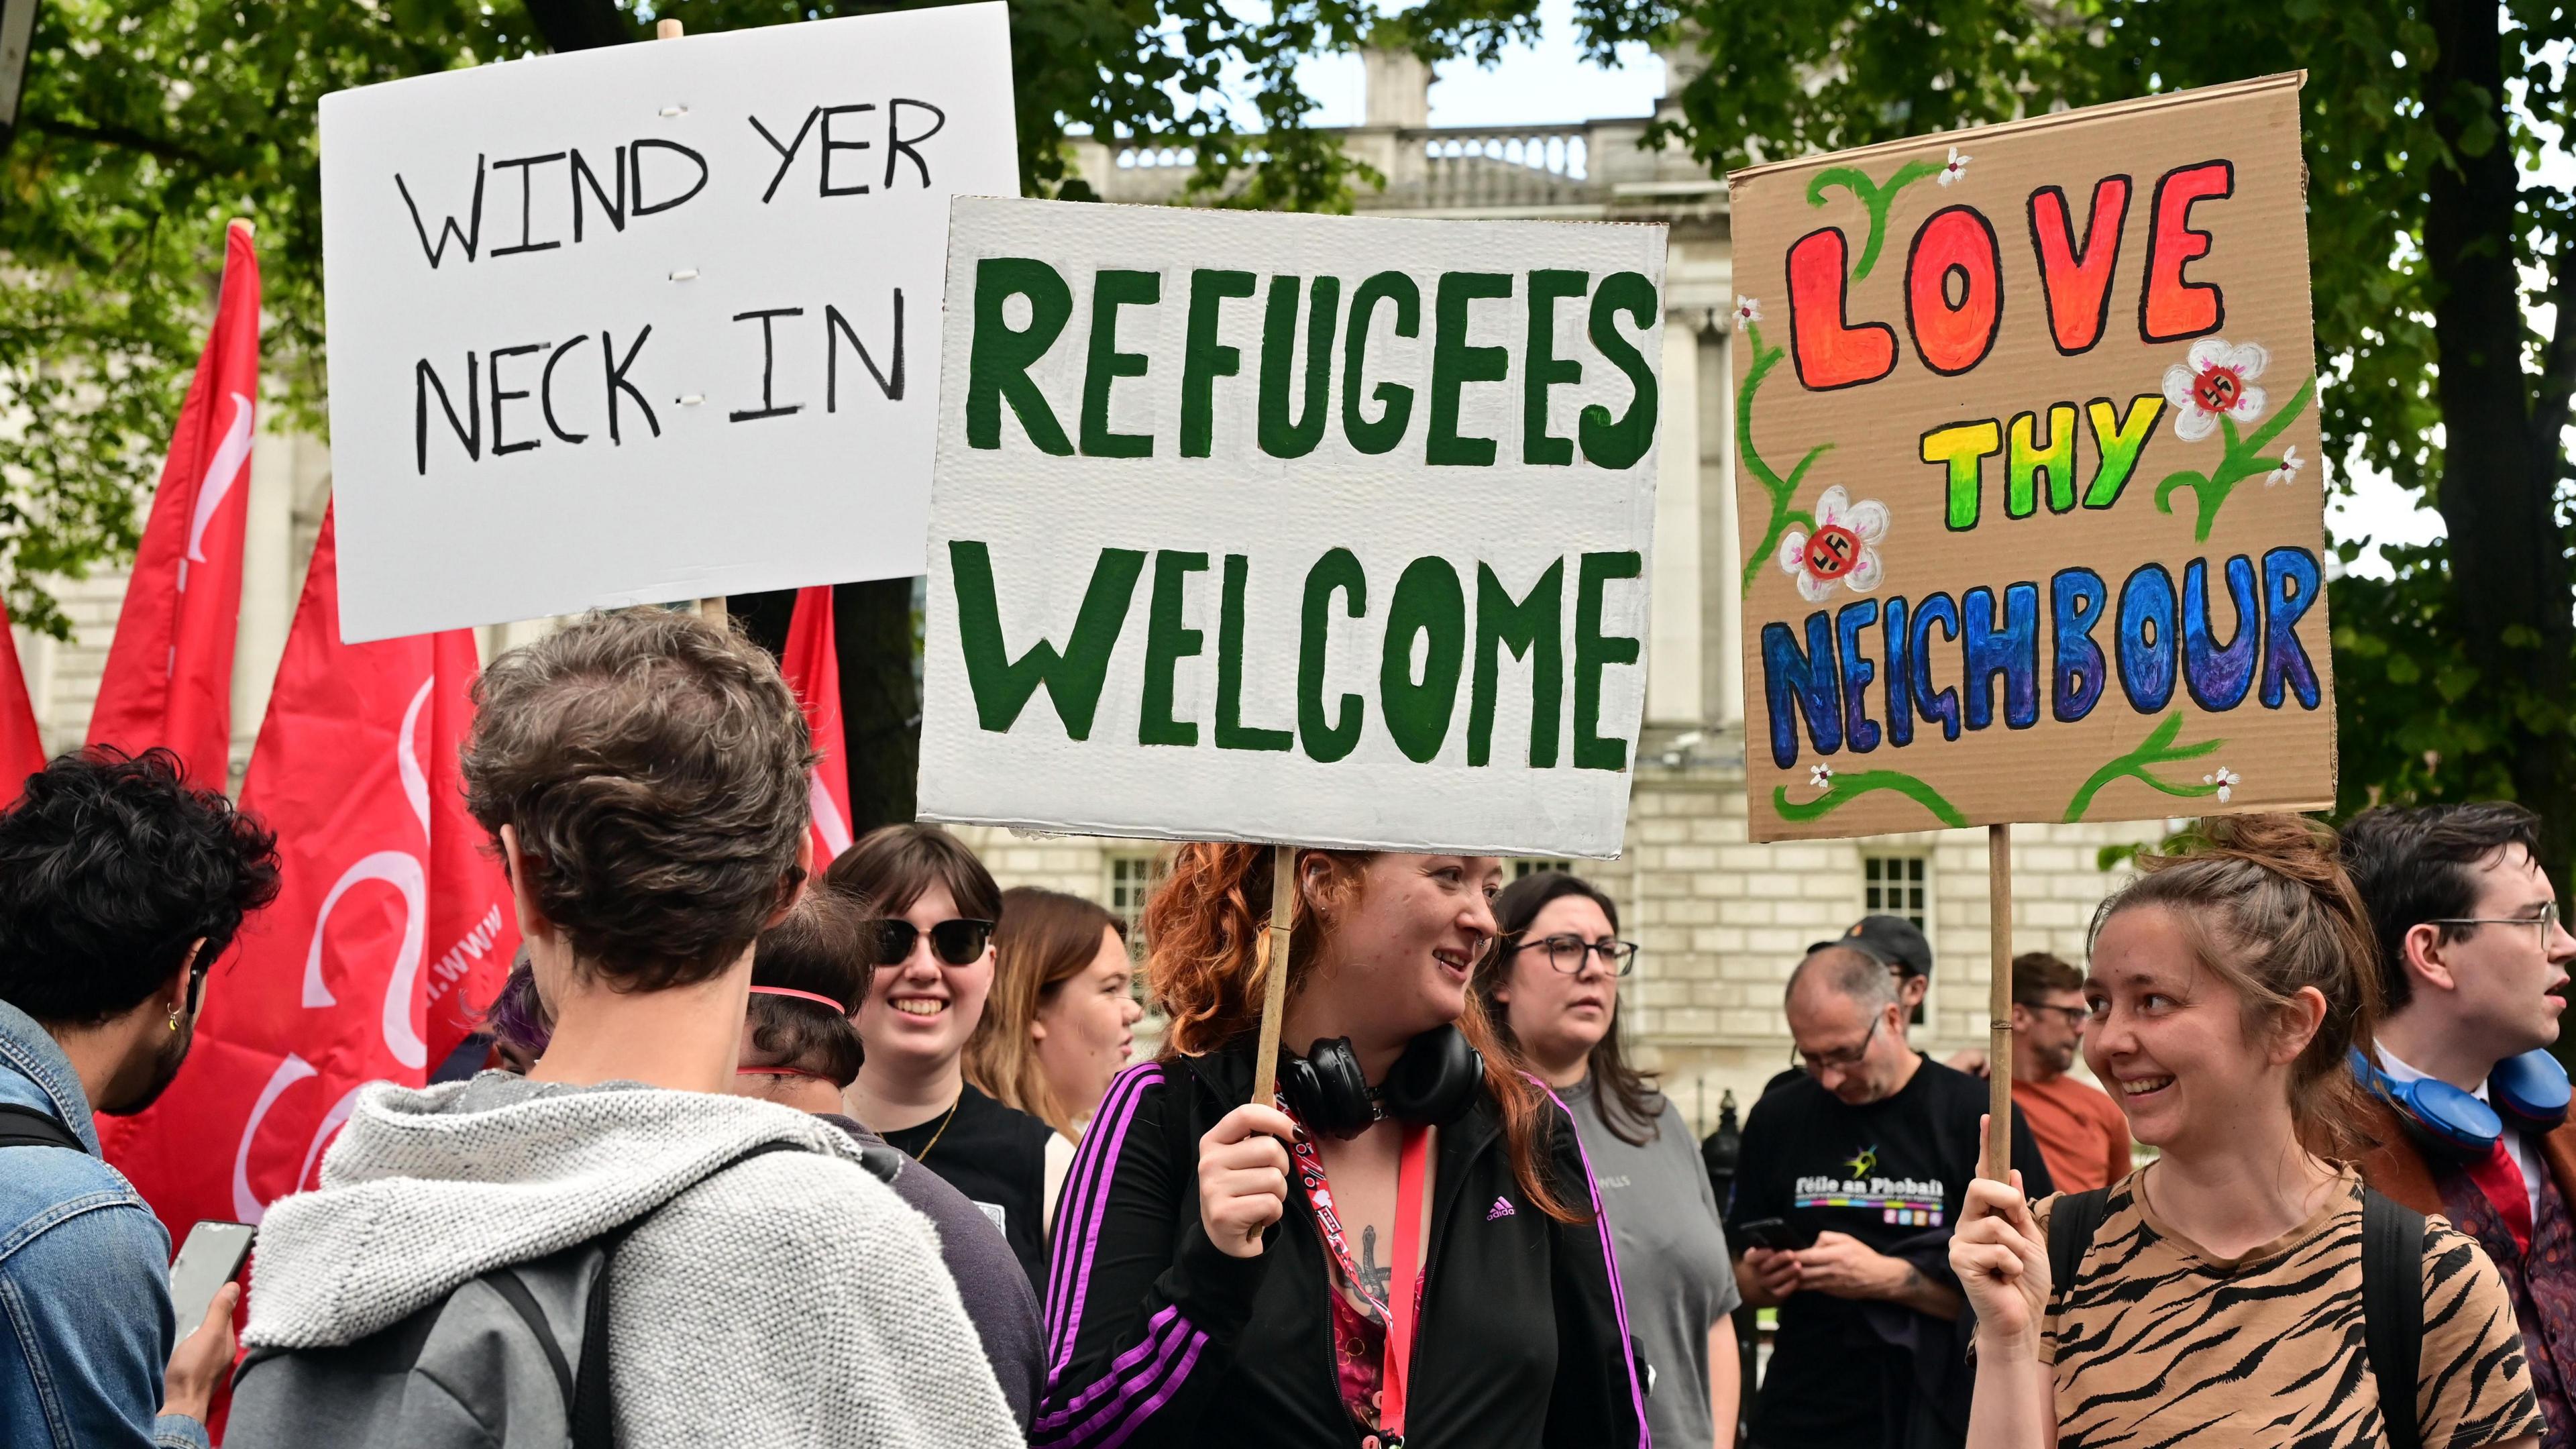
[{"x1": 1032, "y1": 1041, "x2": 1649, "y2": 1449}]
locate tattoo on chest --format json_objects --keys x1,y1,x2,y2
[{"x1": 1359, "y1": 1224, "x2": 1392, "y2": 1300}]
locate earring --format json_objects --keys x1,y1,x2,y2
[{"x1": 166, "y1": 1007, "x2": 180, "y2": 1032}]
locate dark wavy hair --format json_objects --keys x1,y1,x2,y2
[
  {"x1": 463, "y1": 608, "x2": 816, "y2": 991},
  {"x1": 824, "y1": 822, "x2": 1002, "y2": 922},
  {"x1": 0, "y1": 747, "x2": 282, "y2": 1026},
  {"x1": 1474, "y1": 870, "x2": 1663, "y2": 1146},
  {"x1": 2339, "y1": 802, "x2": 2545, "y2": 1014},
  {"x1": 746, "y1": 888, "x2": 875, "y2": 1086}
]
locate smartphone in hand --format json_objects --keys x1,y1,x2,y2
[
  {"x1": 168, "y1": 1220, "x2": 254, "y2": 1330},
  {"x1": 1733, "y1": 1216, "x2": 1819, "y2": 1253}
]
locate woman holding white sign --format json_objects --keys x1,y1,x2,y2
[{"x1": 1037, "y1": 845, "x2": 1646, "y2": 1449}]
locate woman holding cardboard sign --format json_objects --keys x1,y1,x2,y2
[
  {"x1": 1949, "y1": 816, "x2": 2543, "y2": 1449},
  {"x1": 1037, "y1": 845, "x2": 1645, "y2": 1449}
]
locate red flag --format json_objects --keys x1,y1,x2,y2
[
  {"x1": 87, "y1": 219, "x2": 261, "y2": 788},
  {"x1": 100, "y1": 505, "x2": 518, "y2": 1238},
  {"x1": 783, "y1": 585, "x2": 852, "y2": 865},
  {"x1": 0, "y1": 598, "x2": 47, "y2": 808}
]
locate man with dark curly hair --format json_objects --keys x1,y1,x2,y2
[
  {"x1": 231, "y1": 609, "x2": 1020, "y2": 1449},
  {"x1": 0, "y1": 747, "x2": 281, "y2": 1449}
]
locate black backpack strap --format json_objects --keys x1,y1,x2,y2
[
  {"x1": 570, "y1": 1138, "x2": 811, "y2": 1449},
  {"x1": 2361, "y1": 1188, "x2": 2426, "y2": 1449},
  {"x1": 0, "y1": 1102, "x2": 82, "y2": 1152},
  {"x1": 2046, "y1": 1187, "x2": 2111, "y2": 1299},
  {"x1": 488, "y1": 1269, "x2": 577, "y2": 1410}
]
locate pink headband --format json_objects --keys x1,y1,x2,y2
[{"x1": 750, "y1": 985, "x2": 849, "y2": 1012}]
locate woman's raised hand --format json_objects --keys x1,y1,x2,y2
[
  {"x1": 1951, "y1": 1114, "x2": 2050, "y2": 1350},
  {"x1": 1199, "y1": 1102, "x2": 1297, "y2": 1258}
]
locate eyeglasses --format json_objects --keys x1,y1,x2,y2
[
  {"x1": 1509, "y1": 934, "x2": 1642, "y2": 976},
  {"x1": 2020, "y1": 1004, "x2": 2089, "y2": 1030},
  {"x1": 1794, "y1": 1011, "x2": 1882, "y2": 1073},
  {"x1": 875, "y1": 918, "x2": 995, "y2": 967},
  {"x1": 2426, "y1": 902, "x2": 2567, "y2": 948}
]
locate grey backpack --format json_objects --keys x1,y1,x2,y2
[{"x1": 229, "y1": 1139, "x2": 896, "y2": 1449}]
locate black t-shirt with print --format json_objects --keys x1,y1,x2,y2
[
  {"x1": 882, "y1": 1082, "x2": 1056, "y2": 1292},
  {"x1": 1725, "y1": 1055, "x2": 2054, "y2": 1448}
]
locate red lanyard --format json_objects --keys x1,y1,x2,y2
[{"x1": 1287, "y1": 1118, "x2": 1433, "y2": 1441}]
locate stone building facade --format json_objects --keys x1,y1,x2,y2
[{"x1": 15, "y1": 46, "x2": 2158, "y2": 1133}]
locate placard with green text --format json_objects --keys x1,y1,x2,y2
[
  {"x1": 918, "y1": 197, "x2": 1667, "y2": 856},
  {"x1": 1727, "y1": 74, "x2": 2333, "y2": 843}
]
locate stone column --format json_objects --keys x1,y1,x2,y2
[
  {"x1": 1647, "y1": 311, "x2": 1703, "y2": 724},
  {"x1": 1706, "y1": 321, "x2": 1743, "y2": 725}
]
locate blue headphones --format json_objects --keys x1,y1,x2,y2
[{"x1": 2350, "y1": 1048, "x2": 2572, "y2": 1159}]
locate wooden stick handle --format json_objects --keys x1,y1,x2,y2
[
  {"x1": 698, "y1": 596, "x2": 727, "y2": 625},
  {"x1": 1250, "y1": 845, "x2": 1295, "y2": 1108},
  {"x1": 1986, "y1": 822, "x2": 2014, "y2": 1181}
]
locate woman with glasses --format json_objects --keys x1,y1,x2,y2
[
  {"x1": 1474, "y1": 869, "x2": 1743, "y2": 1449},
  {"x1": 1036, "y1": 847, "x2": 1646, "y2": 1449},
  {"x1": 830, "y1": 823, "x2": 1072, "y2": 1291}
]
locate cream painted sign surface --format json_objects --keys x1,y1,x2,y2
[{"x1": 918, "y1": 198, "x2": 1667, "y2": 857}]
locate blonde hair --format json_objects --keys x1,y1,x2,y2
[
  {"x1": 966, "y1": 885, "x2": 1126, "y2": 1136},
  {"x1": 2089, "y1": 813, "x2": 2383, "y2": 1161}
]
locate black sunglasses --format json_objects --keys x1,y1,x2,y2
[{"x1": 875, "y1": 918, "x2": 996, "y2": 967}]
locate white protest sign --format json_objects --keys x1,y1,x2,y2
[
  {"x1": 319, "y1": 7, "x2": 1018, "y2": 642},
  {"x1": 918, "y1": 198, "x2": 1666, "y2": 857}
]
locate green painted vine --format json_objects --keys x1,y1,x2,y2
[
  {"x1": 1774, "y1": 768, "x2": 1969, "y2": 828},
  {"x1": 1735, "y1": 322, "x2": 1828, "y2": 598},
  {"x1": 2061, "y1": 712, "x2": 2226, "y2": 822},
  {"x1": 1805, "y1": 159, "x2": 1942, "y2": 282},
  {"x1": 2155, "y1": 376, "x2": 2315, "y2": 543}
]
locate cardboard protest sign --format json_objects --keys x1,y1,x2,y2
[
  {"x1": 318, "y1": 7, "x2": 1016, "y2": 642},
  {"x1": 1727, "y1": 74, "x2": 2332, "y2": 843},
  {"x1": 917, "y1": 198, "x2": 1666, "y2": 857}
]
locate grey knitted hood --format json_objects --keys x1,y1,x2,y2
[{"x1": 246, "y1": 1073, "x2": 875, "y2": 1349}]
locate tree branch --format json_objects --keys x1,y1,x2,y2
[
  {"x1": 2532, "y1": 225, "x2": 2576, "y2": 452},
  {"x1": 24, "y1": 115, "x2": 215, "y2": 170}
]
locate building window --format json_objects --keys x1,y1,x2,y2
[
  {"x1": 1863, "y1": 854, "x2": 1928, "y2": 927},
  {"x1": 1513, "y1": 859, "x2": 1569, "y2": 879},
  {"x1": 1106, "y1": 854, "x2": 1159, "y2": 960}
]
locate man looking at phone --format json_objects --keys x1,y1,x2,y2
[
  {"x1": 1725, "y1": 945, "x2": 2053, "y2": 1449},
  {"x1": 0, "y1": 749, "x2": 282, "y2": 1449}
]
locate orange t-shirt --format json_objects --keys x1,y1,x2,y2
[{"x1": 2015, "y1": 1072, "x2": 2133, "y2": 1192}]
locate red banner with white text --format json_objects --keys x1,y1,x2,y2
[
  {"x1": 88, "y1": 220, "x2": 262, "y2": 789},
  {"x1": 101, "y1": 505, "x2": 517, "y2": 1236}
]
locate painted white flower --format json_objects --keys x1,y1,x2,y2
[
  {"x1": 1809, "y1": 763, "x2": 1835, "y2": 790},
  {"x1": 1937, "y1": 145, "x2": 1971, "y2": 186},
  {"x1": 2161, "y1": 337, "x2": 2271, "y2": 442},
  {"x1": 1777, "y1": 485, "x2": 1891, "y2": 603},
  {"x1": 1735, "y1": 297, "x2": 1763, "y2": 325},
  {"x1": 2265, "y1": 445, "x2": 2306, "y2": 487},
  {"x1": 2202, "y1": 765, "x2": 2241, "y2": 804}
]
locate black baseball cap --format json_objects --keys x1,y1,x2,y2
[{"x1": 1809, "y1": 914, "x2": 1933, "y2": 978}]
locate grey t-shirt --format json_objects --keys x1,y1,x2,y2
[{"x1": 1561, "y1": 1075, "x2": 1741, "y2": 1449}]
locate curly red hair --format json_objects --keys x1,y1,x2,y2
[{"x1": 1146, "y1": 842, "x2": 1582, "y2": 1223}]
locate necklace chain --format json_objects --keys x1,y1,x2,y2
[{"x1": 913, "y1": 1095, "x2": 963, "y2": 1163}]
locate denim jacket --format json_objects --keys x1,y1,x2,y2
[{"x1": 0, "y1": 1000, "x2": 208, "y2": 1449}]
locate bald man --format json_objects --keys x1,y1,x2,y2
[{"x1": 1725, "y1": 946, "x2": 2053, "y2": 1449}]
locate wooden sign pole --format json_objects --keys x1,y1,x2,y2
[
  {"x1": 1249, "y1": 845, "x2": 1296, "y2": 1108},
  {"x1": 1985, "y1": 823, "x2": 2014, "y2": 1180}
]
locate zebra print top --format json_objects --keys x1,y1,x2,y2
[{"x1": 2035, "y1": 1168, "x2": 2545, "y2": 1448}]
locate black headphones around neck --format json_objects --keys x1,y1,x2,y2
[{"x1": 1277, "y1": 1025, "x2": 1485, "y2": 1140}]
